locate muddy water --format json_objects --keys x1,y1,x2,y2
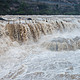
[{"x1": 0, "y1": 16, "x2": 80, "y2": 80}]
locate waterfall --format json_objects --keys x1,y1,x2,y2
[
  {"x1": 42, "y1": 37, "x2": 80, "y2": 51},
  {"x1": 5, "y1": 19, "x2": 80, "y2": 43},
  {"x1": 4, "y1": 19, "x2": 80, "y2": 51},
  {"x1": 0, "y1": 16, "x2": 80, "y2": 80}
]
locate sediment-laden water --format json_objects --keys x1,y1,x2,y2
[{"x1": 0, "y1": 15, "x2": 80, "y2": 80}]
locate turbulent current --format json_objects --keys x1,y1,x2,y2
[{"x1": 0, "y1": 15, "x2": 80, "y2": 80}]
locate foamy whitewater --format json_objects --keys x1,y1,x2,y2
[{"x1": 0, "y1": 15, "x2": 80, "y2": 80}]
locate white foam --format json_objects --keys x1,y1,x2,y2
[{"x1": 0, "y1": 15, "x2": 80, "y2": 80}]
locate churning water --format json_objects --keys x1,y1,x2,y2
[{"x1": 0, "y1": 15, "x2": 80, "y2": 80}]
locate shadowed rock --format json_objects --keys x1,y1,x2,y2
[
  {"x1": 0, "y1": 17, "x2": 6, "y2": 21},
  {"x1": 27, "y1": 18, "x2": 32, "y2": 20}
]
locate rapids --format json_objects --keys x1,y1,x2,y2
[{"x1": 0, "y1": 15, "x2": 80, "y2": 80}]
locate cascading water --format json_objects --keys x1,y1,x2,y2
[
  {"x1": 5, "y1": 19, "x2": 80, "y2": 42},
  {"x1": 42, "y1": 37, "x2": 80, "y2": 51},
  {"x1": 0, "y1": 15, "x2": 80, "y2": 80}
]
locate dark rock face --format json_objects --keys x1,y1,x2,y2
[
  {"x1": 32, "y1": 0, "x2": 80, "y2": 4},
  {"x1": 0, "y1": 0, "x2": 80, "y2": 15},
  {"x1": 0, "y1": 17, "x2": 6, "y2": 21},
  {"x1": 27, "y1": 18, "x2": 32, "y2": 20}
]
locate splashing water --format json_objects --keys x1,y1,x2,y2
[{"x1": 0, "y1": 15, "x2": 80, "y2": 80}]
